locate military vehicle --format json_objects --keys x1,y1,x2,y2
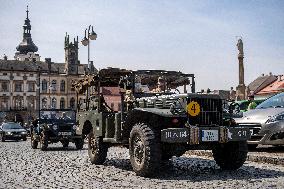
[
  {"x1": 31, "y1": 109, "x2": 84, "y2": 151},
  {"x1": 73, "y1": 68, "x2": 250, "y2": 177}
]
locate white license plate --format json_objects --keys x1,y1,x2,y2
[
  {"x1": 59, "y1": 132, "x2": 71, "y2": 136},
  {"x1": 201, "y1": 130, "x2": 219, "y2": 141}
]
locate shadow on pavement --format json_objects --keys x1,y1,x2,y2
[
  {"x1": 42, "y1": 146, "x2": 88, "y2": 151},
  {"x1": 250, "y1": 145, "x2": 284, "y2": 153},
  {"x1": 104, "y1": 156, "x2": 284, "y2": 181}
]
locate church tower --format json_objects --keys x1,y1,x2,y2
[
  {"x1": 64, "y1": 33, "x2": 79, "y2": 75},
  {"x1": 15, "y1": 6, "x2": 40, "y2": 61}
]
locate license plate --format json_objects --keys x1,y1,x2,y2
[
  {"x1": 250, "y1": 129, "x2": 254, "y2": 135},
  {"x1": 201, "y1": 130, "x2": 219, "y2": 141},
  {"x1": 58, "y1": 132, "x2": 71, "y2": 136}
]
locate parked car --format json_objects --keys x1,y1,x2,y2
[
  {"x1": 0, "y1": 122, "x2": 28, "y2": 142},
  {"x1": 235, "y1": 92, "x2": 284, "y2": 148}
]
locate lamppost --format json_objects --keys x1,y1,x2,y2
[
  {"x1": 81, "y1": 25, "x2": 97, "y2": 70},
  {"x1": 81, "y1": 25, "x2": 97, "y2": 110}
]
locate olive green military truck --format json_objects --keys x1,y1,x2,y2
[{"x1": 73, "y1": 68, "x2": 250, "y2": 177}]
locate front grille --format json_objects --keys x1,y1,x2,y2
[
  {"x1": 11, "y1": 132, "x2": 21, "y2": 135},
  {"x1": 187, "y1": 97, "x2": 223, "y2": 126},
  {"x1": 58, "y1": 125, "x2": 72, "y2": 132}
]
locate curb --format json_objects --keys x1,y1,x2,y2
[{"x1": 185, "y1": 150, "x2": 284, "y2": 166}]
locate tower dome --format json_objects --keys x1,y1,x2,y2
[{"x1": 16, "y1": 6, "x2": 38, "y2": 54}]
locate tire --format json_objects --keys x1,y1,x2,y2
[
  {"x1": 0, "y1": 134, "x2": 5, "y2": 142},
  {"x1": 248, "y1": 144, "x2": 258, "y2": 150},
  {"x1": 31, "y1": 134, "x2": 38, "y2": 149},
  {"x1": 88, "y1": 130, "x2": 108, "y2": 164},
  {"x1": 129, "y1": 123, "x2": 161, "y2": 177},
  {"x1": 40, "y1": 133, "x2": 48, "y2": 151},
  {"x1": 213, "y1": 141, "x2": 248, "y2": 170},
  {"x1": 62, "y1": 141, "x2": 69, "y2": 148},
  {"x1": 75, "y1": 138, "x2": 84, "y2": 150}
]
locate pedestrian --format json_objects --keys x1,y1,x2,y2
[{"x1": 248, "y1": 94, "x2": 257, "y2": 110}]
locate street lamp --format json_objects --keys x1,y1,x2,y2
[{"x1": 81, "y1": 25, "x2": 97, "y2": 70}]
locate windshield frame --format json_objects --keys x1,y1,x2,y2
[{"x1": 39, "y1": 109, "x2": 76, "y2": 121}]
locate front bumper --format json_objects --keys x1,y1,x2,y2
[
  {"x1": 161, "y1": 126, "x2": 251, "y2": 144},
  {"x1": 239, "y1": 122, "x2": 284, "y2": 145},
  {"x1": 4, "y1": 134, "x2": 27, "y2": 140}
]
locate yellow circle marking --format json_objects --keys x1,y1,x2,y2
[{"x1": 187, "y1": 101, "x2": 201, "y2": 116}]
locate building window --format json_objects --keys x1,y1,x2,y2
[
  {"x1": 42, "y1": 98, "x2": 47, "y2": 109},
  {"x1": 1, "y1": 82, "x2": 9, "y2": 92},
  {"x1": 28, "y1": 82, "x2": 35, "y2": 92},
  {"x1": 60, "y1": 80, "x2": 65, "y2": 92},
  {"x1": 15, "y1": 97, "x2": 23, "y2": 110},
  {"x1": 16, "y1": 73, "x2": 20, "y2": 76},
  {"x1": 70, "y1": 97, "x2": 75, "y2": 109},
  {"x1": 51, "y1": 80, "x2": 57, "y2": 92},
  {"x1": 0, "y1": 97, "x2": 9, "y2": 110},
  {"x1": 51, "y1": 98, "x2": 57, "y2": 109},
  {"x1": 30, "y1": 74, "x2": 33, "y2": 77},
  {"x1": 15, "y1": 82, "x2": 22, "y2": 92},
  {"x1": 42, "y1": 79, "x2": 47, "y2": 92},
  {"x1": 60, "y1": 98, "x2": 65, "y2": 109},
  {"x1": 118, "y1": 103, "x2": 121, "y2": 111},
  {"x1": 3, "y1": 73, "x2": 7, "y2": 76}
]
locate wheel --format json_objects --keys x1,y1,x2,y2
[
  {"x1": 213, "y1": 141, "x2": 248, "y2": 170},
  {"x1": 61, "y1": 141, "x2": 69, "y2": 148},
  {"x1": 0, "y1": 133, "x2": 5, "y2": 142},
  {"x1": 23, "y1": 136, "x2": 27, "y2": 141},
  {"x1": 40, "y1": 133, "x2": 48, "y2": 151},
  {"x1": 88, "y1": 130, "x2": 108, "y2": 164},
  {"x1": 129, "y1": 123, "x2": 161, "y2": 177},
  {"x1": 75, "y1": 138, "x2": 84, "y2": 150},
  {"x1": 31, "y1": 134, "x2": 38, "y2": 149}
]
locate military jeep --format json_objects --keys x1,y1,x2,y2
[
  {"x1": 74, "y1": 68, "x2": 250, "y2": 177},
  {"x1": 31, "y1": 109, "x2": 84, "y2": 150}
]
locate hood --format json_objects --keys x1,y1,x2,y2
[
  {"x1": 235, "y1": 107, "x2": 284, "y2": 124},
  {"x1": 1, "y1": 128, "x2": 27, "y2": 132}
]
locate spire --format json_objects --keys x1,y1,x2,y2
[
  {"x1": 16, "y1": 6, "x2": 38, "y2": 54},
  {"x1": 26, "y1": 5, "x2": 29, "y2": 19}
]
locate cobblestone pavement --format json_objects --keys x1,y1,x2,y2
[{"x1": 1, "y1": 141, "x2": 284, "y2": 189}]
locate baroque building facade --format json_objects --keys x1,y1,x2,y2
[{"x1": 0, "y1": 7, "x2": 94, "y2": 121}]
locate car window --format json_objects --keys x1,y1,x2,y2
[
  {"x1": 2, "y1": 123, "x2": 23, "y2": 129},
  {"x1": 256, "y1": 93, "x2": 284, "y2": 109}
]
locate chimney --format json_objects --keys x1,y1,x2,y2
[
  {"x1": 269, "y1": 72, "x2": 272, "y2": 76},
  {"x1": 3, "y1": 54, "x2": 7, "y2": 60},
  {"x1": 278, "y1": 75, "x2": 283, "y2": 82},
  {"x1": 261, "y1": 73, "x2": 265, "y2": 76}
]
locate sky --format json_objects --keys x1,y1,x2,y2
[{"x1": 0, "y1": 0, "x2": 283, "y2": 91}]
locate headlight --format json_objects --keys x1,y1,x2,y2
[
  {"x1": 21, "y1": 131, "x2": 27, "y2": 134},
  {"x1": 53, "y1": 125, "x2": 58, "y2": 130},
  {"x1": 266, "y1": 113, "x2": 284, "y2": 123},
  {"x1": 73, "y1": 125, "x2": 77, "y2": 130},
  {"x1": 6, "y1": 132, "x2": 12, "y2": 135}
]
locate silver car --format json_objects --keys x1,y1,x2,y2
[{"x1": 235, "y1": 92, "x2": 284, "y2": 148}]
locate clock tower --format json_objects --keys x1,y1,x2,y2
[{"x1": 64, "y1": 33, "x2": 79, "y2": 75}]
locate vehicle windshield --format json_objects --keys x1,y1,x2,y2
[
  {"x1": 2, "y1": 123, "x2": 23, "y2": 129},
  {"x1": 40, "y1": 110, "x2": 75, "y2": 120},
  {"x1": 256, "y1": 93, "x2": 284, "y2": 109}
]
